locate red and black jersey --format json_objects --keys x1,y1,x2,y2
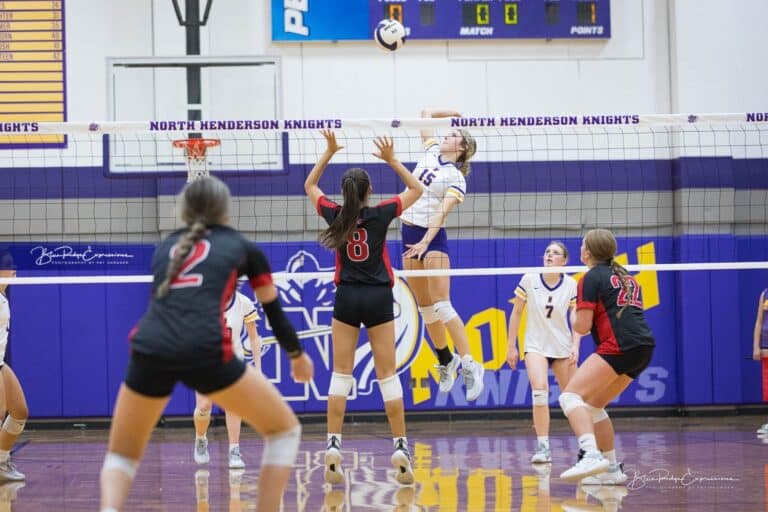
[
  {"x1": 317, "y1": 195, "x2": 402, "y2": 287},
  {"x1": 130, "y1": 225, "x2": 272, "y2": 363},
  {"x1": 577, "y1": 263, "x2": 655, "y2": 355}
]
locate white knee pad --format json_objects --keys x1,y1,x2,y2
[
  {"x1": 433, "y1": 300, "x2": 458, "y2": 323},
  {"x1": 378, "y1": 375, "x2": 403, "y2": 402},
  {"x1": 102, "y1": 452, "x2": 139, "y2": 479},
  {"x1": 261, "y1": 424, "x2": 301, "y2": 467},
  {"x1": 558, "y1": 392, "x2": 586, "y2": 417},
  {"x1": 193, "y1": 407, "x2": 210, "y2": 418},
  {"x1": 418, "y1": 305, "x2": 439, "y2": 325},
  {"x1": 328, "y1": 372, "x2": 355, "y2": 397},
  {"x1": 587, "y1": 405, "x2": 609, "y2": 423},
  {"x1": 531, "y1": 389, "x2": 548, "y2": 407},
  {"x1": 2, "y1": 415, "x2": 24, "y2": 436}
]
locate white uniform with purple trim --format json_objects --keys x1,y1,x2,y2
[
  {"x1": 401, "y1": 139, "x2": 466, "y2": 227},
  {"x1": 225, "y1": 291, "x2": 260, "y2": 361},
  {"x1": 0, "y1": 292, "x2": 8, "y2": 366},
  {"x1": 515, "y1": 273, "x2": 577, "y2": 359}
]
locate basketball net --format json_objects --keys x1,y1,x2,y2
[{"x1": 172, "y1": 138, "x2": 220, "y2": 182}]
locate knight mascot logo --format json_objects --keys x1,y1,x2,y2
[{"x1": 256, "y1": 250, "x2": 422, "y2": 403}]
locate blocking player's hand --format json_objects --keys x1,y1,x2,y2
[
  {"x1": 290, "y1": 352, "x2": 314, "y2": 383},
  {"x1": 372, "y1": 136, "x2": 396, "y2": 163},
  {"x1": 321, "y1": 129, "x2": 344, "y2": 154},
  {"x1": 754, "y1": 347, "x2": 763, "y2": 361},
  {"x1": 506, "y1": 347, "x2": 519, "y2": 370}
]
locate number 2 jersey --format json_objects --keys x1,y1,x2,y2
[
  {"x1": 130, "y1": 225, "x2": 273, "y2": 364},
  {"x1": 400, "y1": 139, "x2": 466, "y2": 228},
  {"x1": 577, "y1": 262, "x2": 655, "y2": 355},
  {"x1": 317, "y1": 195, "x2": 402, "y2": 287}
]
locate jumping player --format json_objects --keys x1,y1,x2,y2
[
  {"x1": 192, "y1": 288, "x2": 261, "y2": 469},
  {"x1": 99, "y1": 176, "x2": 313, "y2": 512},
  {"x1": 506, "y1": 241, "x2": 580, "y2": 463},
  {"x1": 401, "y1": 108, "x2": 484, "y2": 401},
  {"x1": 304, "y1": 130, "x2": 422, "y2": 486},
  {"x1": 0, "y1": 251, "x2": 28, "y2": 483},
  {"x1": 558, "y1": 229, "x2": 654, "y2": 483}
]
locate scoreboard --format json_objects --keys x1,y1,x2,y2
[
  {"x1": 0, "y1": 0, "x2": 65, "y2": 148},
  {"x1": 273, "y1": 0, "x2": 610, "y2": 42}
]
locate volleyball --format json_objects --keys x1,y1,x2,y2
[{"x1": 374, "y1": 19, "x2": 406, "y2": 52}]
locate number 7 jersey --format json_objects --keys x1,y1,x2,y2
[{"x1": 400, "y1": 140, "x2": 466, "y2": 228}]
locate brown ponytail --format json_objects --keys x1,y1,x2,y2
[
  {"x1": 584, "y1": 228, "x2": 631, "y2": 317},
  {"x1": 319, "y1": 168, "x2": 370, "y2": 250}
]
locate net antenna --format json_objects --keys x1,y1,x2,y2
[{"x1": 172, "y1": 138, "x2": 220, "y2": 182}]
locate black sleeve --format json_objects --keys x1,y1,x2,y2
[
  {"x1": 262, "y1": 298, "x2": 303, "y2": 358},
  {"x1": 577, "y1": 268, "x2": 600, "y2": 311},
  {"x1": 317, "y1": 196, "x2": 341, "y2": 226},
  {"x1": 375, "y1": 196, "x2": 403, "y2": 224},
  {"x1": 242, "y1": 242, "x2": 273, "y2": 289}
]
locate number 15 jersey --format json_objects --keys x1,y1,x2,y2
[
  {"x1": 317, "y1": 195, "x2": 402, "y2": 287},
  {"x1": 400, "y1": 140, "x2": 466, "y2": 228}
]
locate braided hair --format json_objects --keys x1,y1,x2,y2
[{"x1": 155, "y1": 176, "x2": 230, "y2": 299}]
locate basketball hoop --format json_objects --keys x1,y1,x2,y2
[{"x1": 172, "y1": 138, "x2": 220, "y2": 182}]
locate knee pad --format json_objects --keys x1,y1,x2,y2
[
  {"x1": 2, "y1": 415, "x2": 24, "y2": 436},
  {"x1": 102, "y1": 452, "x2": 139, "y2": 479},
  {"x1": 433, "y1": 300, "x2": 458, "y2": 323},
  {"x1": 558, "y1": 392, "x2": 586, "y2": 417},
  {"x1": 587, "y1": 405, "x2": 609, "y2": 423},
  {"x1": 418, "y1": 305, "x2": 439, "y2": 325},
  {"x1": 328, "y1": 372, "x2": 355, "y2": 397},
  {"x1": 261, "y1": 424, "x2": 301, "y2": 467},
  {"x1": 193, "y1": 407, "x2": 210, "y2": 418},
  {"x1": 531, "y1": 389, "x2": 548, "y2": 407},
  {"x1": 378, "y1": 374, "x2": 403, "y2": 402}
]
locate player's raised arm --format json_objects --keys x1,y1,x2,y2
[
  {"x1": 420, "y1": 107, "x2": 462, "y2": 143},
  {"x1": 372, "y1": 136, "x2": 422, "y2": 210},
  {"x1": 304, "y1": 129, "x2": 344, "y2": 208}
]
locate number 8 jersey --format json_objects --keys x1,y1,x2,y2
[
  {"x1": 317, "y1": 195, "x2": 402, "y2": 287},
  {"x1": 400, "y1": 140, "x2": 466, "y2": 228}
]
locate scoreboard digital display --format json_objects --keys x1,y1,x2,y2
[{"x1": 273, "y1": 0, "x2": 610, "y2": 42}]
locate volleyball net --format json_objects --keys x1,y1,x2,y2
[
  {"x1": 1, "y1": 113, "x2": 767, "y2": 282},
  {"x1": 1, "y1": 112, "x2": 767, "y2": 412}
]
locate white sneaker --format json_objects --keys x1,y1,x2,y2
[
  {"x1": 436, "y1": 353, "x2": 460, "y2": 392},
  {"x1": 462, "y1": 360, "x2": 485, "y2": 401},
  {"x1": 560, "y1": 452, "x2": 610, "y2": 482},
  {"x1": 390, "y1": 439, "x2": 415, "y2": 485},
  {"x1": 0, "y1": 460, "x2": 24, "y2": 482},
  {"x1": 531, "y1": 442, "x2": 552, "y2": 463},
  {"x1": 756, "y1": 423, "x2": 768, "y2": 435},
  {"x1": 581, "y1": 462, "x2": 627, "y2": 485},
  {"x1": 194, "y1": 437, "x2": 209, "y2": 465},
  {"x1": 324, "y1": 436, "x2": 344, "y2": 485},
  {"x1": 228, "y1": 446, "x2": 245, "y2": 469}
]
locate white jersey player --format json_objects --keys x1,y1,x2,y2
[
  {"x1": 193, "y1": 290, "x2": 262, "y2": 470},
  {"x1": 506, "y1": 242, "x2": 581, "y2": 464},
  {"x1": 0, "y1": 259, "x2": 28, "y2": 482},
  {"x1": 400, "y1": 108, "x2": 485, "y2": 402}
]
